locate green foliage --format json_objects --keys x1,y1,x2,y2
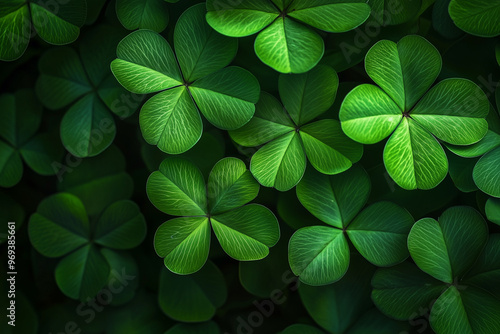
[
  {"x1": 373, "y1": 206, "x2": 500, "y2": 334},
  {"x1": 36, "y1": 25, "x2": 139, "y2": 158},
  {"x1": 0, "y1": 0, "x2": 86, "y2": 61},
  {"x1": 289, "y1": 166, "x2": 414, "y2": 285},
  {"x1": 206, "y1": 0, "x2": 370, "y2": 73},
  {"x1": 112, "y1": 4, "x2": 260, "y2": 154},
  {"x1": 4, "y1": 1, "x2": 500, "y2": 333},
  {"x1": 449, "y1": 0, "x2": 500, "y2": 37},
  {"x1": 159, "y1": 261, "x2": 227, "y2": 322},
  {"x1": 28, "y1": 193, "x2": 146, "y2": 300},
  {"x1": 340, "y1": 35, "x2": 489, "y2": 190},
  {"x1": 149, "y1": 157, "x2": 279, "y2": 274},
  {"x1": 0, "y1": 89, "x2": 63, "y2": 187},
  {"x1": 231, "y1": 64, "x2": 362, "y2": 191}
]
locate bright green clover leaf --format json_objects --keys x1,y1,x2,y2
[
  {"x1": 159, "y1": 261, "x2": 227, "y2": 322},
  {"x1": 206, "y1": 0, "x2": 370, "y2": 73},
  {"x1": 0, "y1": 89, "x2": 63, "y2": 188},
  {"x1": 0, "y1": 0, "x2": 86, "y2": 61},
  {"x1": 449, "y1": 0, "x2": 500, "y2": 37},
  {"x1": 289, "y1": 165, "x2": 414, "y2": 286},
  {"x1": 58, "y1": 145, "x2": 134, "y2": 216},
  {"x1": 446, "y1": 100, "x2": 500, "y2": 198},
  {"x1": 372, "y1": 206, "x2": 500, "y2": 334},
  {"x1": 28, "y1": 193, "x2": 147, "y2": 301},
  {"x1": 36, "y1": 25, "x2": 140, "y2": 158},
  {"x1": 111, "y1": 4, "x2": 260, "y2": 155},
  {"x1": 149, "y1": 157, "x2": 280, "y2": 275},
  {"x1": 116, "y1": 0, "x2": 170, "y2": 32},
  {"x1": 340, "y1": 35, "x2": 489, "y2": 190},
  {"x1": 230, "y1": 64, "x2": 363, "y2": 191}
]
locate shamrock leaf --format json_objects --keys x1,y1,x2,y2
[
  {"x1": 28, "y1": 193, "x2": 147, "y2": 301},
  {"x1": 116, "y1": 0, "x2": 170, "y2": 32},
  {"x1": 36, "y1": 25, "x2": 140, "y2": 158},
  {"x1": 149, "y1": 157, "x2": 280, "y2": 275},
  {"x1": 111, "y1": 4, "x2": 260, "y2": 155},
  {"x1": 449, "y1": 0, "x2": 500, "y2": 37},
  {"x1": 289, "y1": 165, "x2": 414, "y2": 285},
  {"x1": 340, "y1": 35, "x2": 489, "y2": 190},
  {"x1": 159, "y1": 261, "x2": 227, "y2": 322},
  {"x1": 446, "y1": 95, "x2": 500, "y2": 198},
  {"x1": 230, "y1": 64, "x2": 363, "y2": 191},
  {"x1": 0, "y1": 89, "x2": 63, "y2": 188},
  {"x1": 206, "y1": 0, "x2": 370, "y2": 73},
  {"x1": 0, "y1": 0, "x2": 86, "y2": 61},
  {"x1": 372, "y1": 206, "x2": 500, "y2": 334}
]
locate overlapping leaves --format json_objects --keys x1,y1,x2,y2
[
  {"x1": 372, "y1": 206, "x2": 500, "y2": 334},
  {"x1": 206, "y1": 0, "x2": 371, "y2": 73},
  {"x1": 112, "y1": 4, "x2": 260, "y2": 155},
  {"x1": 0, "y1": 89, "x2": 63, "y2": 188},
  {"x1": 36, "y1": 25, "x2": 139, "y2": 158},
  {"x1": 0, "y1": 0, "x2": 86, "y2": 61},
  {"x1": 149, "y1": 157, "x2": 280, "y2": 274},
  {"x1": 446, "y1": 90, "x2": 500, "y2": 197},
  {"x1": 230, "y1": 64, "x2": 363, "y2": 191},
  {"x1": 340, "y1": 35, "x2": 489, "y2": 190},
  {"x1": 28, "y1": 193, "x2": 147, "y2": 301},
  {"x1": 288, "y1": 165, "x2": 414, "y2": 285}
]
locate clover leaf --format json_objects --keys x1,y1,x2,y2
[
  {"x1": 288, "y1": 165, "x2": 414, "y2": 285},
  {"x1": 116, "y1": 0, "x2": 170, "y2": 32},
  {"x1": 340, "y1": 35, "x2": 489, "y2": 190},
  {"x1": 148, "y1": 157, "x2": 280, "y2": 275},
  {"x1": 446, "y1": 93, "x2": 500, "y2": 197},
  {"x1": 159, "y1": 261, "x2": 227, "y2": 322},
  {"x1": 372, "y1": 206, "x2": 500, "y2": 334},
  {"x1": 449, "y1": 0, "x2": 500, "y2": 37},
  {"x1": 230, "y1": 64, "x2": 363, "y2": 191},
  {"x1": 28, "y1": 193, "x2": 147, "y2": 301},
  {"x1": 0, "y1": 0, "x2": 86, "y2": 61},
  {"x1": 206, "y1": 0, "x2": 370, "y2": 73},
  {"x1": 36, "y1": 25, "x2": 139, "y2": 158},
  {"x1": 111, "y1": 4, "x2": 260, "y2": 155},
  {"x1": 0, "y1": 89, "x2": 63, "y2": 188}
]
